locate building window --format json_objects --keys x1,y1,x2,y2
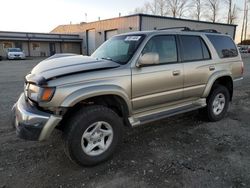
[
  {"x1": 3, "y1": 42, "x2": 13, "y2": 49},
  {"x1": 32, "y1": 43, "x2": 40, "y2": 51}
]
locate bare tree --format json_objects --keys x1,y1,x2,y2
[
  {"x1": 230, "y1": 4, "x2": 238, "y2": 24},
  {"x1": 133, "y1": 0, "x2": 190, "y2": 18},
  {"x1": 157, "y1": 0, "x2": 168, "y2": 16},
  {"x1": 192, "y1": 0, "x2": 202, "y2": 20},
  {"x1": 132, "y1": 0, "x2": 168, "y2": 16},
  {"x1": 133, "y1": 3, "x2": 151, "y2": 14},
  {"x1": 147, "y1": 0, "x2": 168, "y2": 16},
  {"x1": 166, "y1": 0, "x2": 189, "y2": 18},
  {"x1": 224, "y1": 0, "x2": 238, "y2": 24},
  {"x1": 225, "y1": 0, "x2": 232, "y2": 23},
  {"x1": 205, "y1": 0, "x2": 220, "y2": 22}
]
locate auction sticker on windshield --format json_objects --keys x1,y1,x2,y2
[{"x1": 125, "y1": 36, "x2": 141, "y2": 41}]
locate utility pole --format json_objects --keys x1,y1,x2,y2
[
  {"x1": 241, "y1": 0, "x2": 247, "y2": 44},
  {"x1": 227, "y1": 0, "x2": 232, "y2": 24},
  {"x1": 244, "y1": 6, "x2": 248, "y2": 40}
]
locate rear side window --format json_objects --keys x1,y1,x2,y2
[
  {"x1": 180, "y1": 35, "x2": 211, "y2": 62},
  {"x1": 206, "y1": 35, "x2": 238, "y2": 58}
]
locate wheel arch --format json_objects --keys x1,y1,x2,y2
[
  {"x1": 203, "y1": 71, "x2": 233, "y2": 101},
  {"x1": 60, "y1": 86, "x2": 132, "y2": 127}
]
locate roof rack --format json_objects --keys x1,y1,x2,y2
[
  {"x1": 157, "y1": 27, "x2": 191, "y2": 31},
  {"x1": 156, "y1": 27, "x2": 220, "y2": 33},
  {"x1": 195, "y1": 29, "x2": 220, "y2": 33}
]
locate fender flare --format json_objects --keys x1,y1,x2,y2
[
  {"x1": 60, "y1": 85, "x2": 133, "y2": 115},
  {"x1": 202, "y1": 70, "x2": 233, "y2": 98}
]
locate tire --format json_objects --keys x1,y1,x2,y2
[
  {"x1": 64, "y1": 105, "x2": 123, "y2": 166},
  {"x1": 201, "y1": 85, "x2": 230, "y2": 122}
]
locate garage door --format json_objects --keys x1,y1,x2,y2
[
  {"x1": 105, "y1": 30, "x2": 118, "y2": 41},
  {"x1": 87, "y1": 29, "x2": 96, "y2": 55}
]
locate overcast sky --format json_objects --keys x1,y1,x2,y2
[{"x1": 0, "y1": 0, "x2": 247, "y2": 41}]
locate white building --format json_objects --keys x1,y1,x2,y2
[
  {"x1": 0, "y1": 31, "x2": 82, "y2": 58},
  {"x1": 51, "y1": 14, "x2": 237, "y2": 55}
]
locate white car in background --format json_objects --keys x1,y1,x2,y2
[{"x1": 7, "y1": 48, "x2": 26, "y2": 60}]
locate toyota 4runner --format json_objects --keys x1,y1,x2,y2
[{"x1": 12, "y1": 28, "x2": 244, "y2": 166}]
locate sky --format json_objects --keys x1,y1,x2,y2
[
  {"x1": 0, "y1": 0, "x2": 145, "y2": 32},
  {"x1": 0, "y1": 0, "x2": 248, "y2": 42}
]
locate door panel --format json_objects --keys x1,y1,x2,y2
[
  {"x1": 105, "y1": 30, "x2": 118, "y2": 41},
  {"x1": 132, "y1": 64, "x2": 183, "y2": 112},
  {"x1": 183, "y1": 60, "x2": 213, "y2": 99},
  {"x1": 49, "y1": 43, "x2": 56, "y2": 56},
  {"x1": 87, "y1": 29, "x2": 96, "y2": 55},
  {"x1": 131, "y1": 35, "x2": 183, "y2": 113},
  {"x1": 179, "y1": 35, "x2": 214, "y2": 100}
]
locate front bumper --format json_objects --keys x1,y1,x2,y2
[
  {"x1": 8, "y1": 56, "x2": 25, "y2": 60},
  {"x1": 12, "y1": 93, "x2": 62, "y2": 141}
]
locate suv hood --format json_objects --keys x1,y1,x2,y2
[{"x1": 30, "y1": 54, "x2": 120, "y2": 81}]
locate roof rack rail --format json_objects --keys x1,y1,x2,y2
[
  {"x1": 156, "y1": 27, "x2": 221, "y2": 34},
  {"x1": 195, "y1": 29, "x2": 220, "y2": 33},
  {"x1": 157, "y1": 27, "x2": 191, "y2": 31}
]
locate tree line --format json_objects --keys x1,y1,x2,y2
[{"x1": 133, "y1": 0, "x2": 249, "y2": 41}]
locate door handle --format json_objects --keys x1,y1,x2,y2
[
  {"x1": 209, "y1": 66, "x2": 215, "y2": 71},
  {"x1": 172, "y1": 70, "x2": 180, "y2": 76}
]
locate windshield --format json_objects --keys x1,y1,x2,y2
[
  {"x1": 92, "y1": 35, "x2": 145, "y2": 64},
  {"x1": 8, "y1": 48, "x2": 22, "y2": 52}
]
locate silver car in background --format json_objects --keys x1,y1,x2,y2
[{"x1": 7, "y1": 48, "x2": 26, "y2": 60}]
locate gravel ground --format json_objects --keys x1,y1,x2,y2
[{"x1": 0, "y1": 56, "x2": 250, "y2": 188}]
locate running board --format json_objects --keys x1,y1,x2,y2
[{"x1": 129, "y1": 99, "x2": 206, "y2": 127}]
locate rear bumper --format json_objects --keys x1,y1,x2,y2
[{"x1": 12, "y1": 93, "x2": 62, "y2": 141}]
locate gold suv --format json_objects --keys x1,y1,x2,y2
[{"x1": 12, "y1": 28, "x2": 244, "y2": 166}]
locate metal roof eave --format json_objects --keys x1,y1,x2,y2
[{"x1": 0, "y1": 36, "x2": 82, "y2": 42}]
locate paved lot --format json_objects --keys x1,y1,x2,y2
[{"x1": 0, "y1": 56, "x2": 250, "y2": 188}]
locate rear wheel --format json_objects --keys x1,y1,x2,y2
[
  {"x1": 201, "y1": 85, "x2": 230, "y2": 122},
  {"x1": 64, "y1": 105, "x2": 123, "y2": 166}
]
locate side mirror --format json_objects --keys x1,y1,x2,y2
[{"x1": 137, "y1": 52, "x2": 159, "y2": 67}]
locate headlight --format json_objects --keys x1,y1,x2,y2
[{"x1": 27, "y1": 84, "x2": 55, "y2": 102}]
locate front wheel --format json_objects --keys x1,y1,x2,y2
[
  {"x1": 64, "y1": 105, "x2": 123, "y2": 166},
  {"x1": 202, "y1": 85, "x2": 230, "y2": 122}
]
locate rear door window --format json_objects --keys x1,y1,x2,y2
[
  {"x1": 180, "y1": 35, "x2": 211, "y2": 62},
  {"x1": 206, "y1": 35, "x2": 238, "y2": 58}
]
